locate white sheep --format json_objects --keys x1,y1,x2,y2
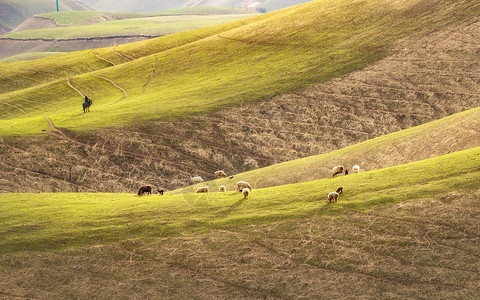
[
  {"x1": 214, "y1": 170, "x2": 227, "y2": 178},
  {"x1": 327, "y1": 192, "x2": 339, "y2": 202},
  {"x1": 332, "y1": 165, "x2": 344, "y2": 177},
  {"x1": 242, "y1": 187, "x2": 250, "y2": 199},
  {"x1": 196, "y1": 187, "x2": 209, "y2": 193},
  {"x1": 192, "y1": 176, "x2": 204, "y2": 184},
  {"x1": 236, "y1": 181, "x2": 252, "y2": 192},
  {"x1": 218, "y1": 185, "x2": 226, "y2": 192},
  {"x1": 352, "y1": 165, "x2": 360, "y2": 173}
]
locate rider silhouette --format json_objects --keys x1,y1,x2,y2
[{"x1": 84, "y1": 96, "x2": 92, "y2": 105}]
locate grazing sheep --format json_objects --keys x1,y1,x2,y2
[
  {"x1": 214, "y1": 170, "x2": 227, "y2": 178},
  {"x1": 137, "y1": 185, "x2": 152, "y2": 196},
  {"x1": 218, "y1": 185, "x2": 226, "y2": 192},
  {"x1": 242, "y1": 188, "x2": 250, "y2": 199},
  {"x1": 328, "y1": 192, "x2": 339, "y2": 202},
  {"x1": 157, "y1": 189, "x2": 164, "y2": 195},
  {"x1": 196, "y1": 187, "x2": 209, "y2": 193},
  {"x1": 192, "y1": 176, "x2": 204, "y2": 184},
  {"x1": 336, "y1": 187, "x2": 343, "y2": 194},
  {"x1": 332, "y1": 165, "x2": 344, "y2": 177},
  {"x1": 352, "y1": 165, "x2": 360, "y2": 173},
  {"x1": 236, "y1": 181, "x2": 252, "y2": 192}
]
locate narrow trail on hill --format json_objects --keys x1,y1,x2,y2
[
  {"x1": 66, "y1": 78, "x2": 85, "y2": 98},
  {"x1": 112, "y1": 47, "x2": 133, "y2": 62},
  {"x1": 0, "y1": 99, "x2": 30, "y2": 117},
  {"x1": 90, "y1": 51, "x2": 116, "y2": 66},
  {"x1": 90, "y1": 72, "x2": 127, "y2": 103},
  {"x1": 143, "y1": 55, "x2": 157, "y2": 92}
]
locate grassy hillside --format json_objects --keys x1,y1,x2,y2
[
  {"x1": 186, "y1": 106, "x2": 480, "y2": 191},
  {"x1": 0, "y1": 51, "x2": 63, "y2": 63},
  {"x1": 2, "y1": 0, "x2": 480, "y2": 137},
  {"x1": 3, "y1": 14, "x2": 255, "y2": 39},
  {"x1": 0, "y1": 0, "x2": 88, "y2": 32},
  {"x1": 1, "y1": 147, "x2": 479, "y2": 298}
]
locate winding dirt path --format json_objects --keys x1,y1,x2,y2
[
  {"x1": 90, "y1": 72, "x2": 127, "y2": 103},
  {"x1": 90, "y1": 51, "x2": 116, "y2": 66},
  {"x1": 66, "y1": 78, "x2": 84, "y2": 98},
  {"x1": 112, "y1": 47, "x2": 133, "y2": 62},
  {"x1": 143, "y1": 55, "x2": 157, "y2": 92},
  {"x1": 0, "y1": 99, "x2": 30, "y2": 116}
]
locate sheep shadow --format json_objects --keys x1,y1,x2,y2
[{"x1": 216, "y1": 198, "x2": 246, "y2": 216}]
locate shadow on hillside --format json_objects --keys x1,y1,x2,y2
[{"x1": 217, "y1": 198, "x2": 246, "y2": 216}]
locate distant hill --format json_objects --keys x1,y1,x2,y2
[
  {"x1": 0, "y1": 0, "x2": 89, "y2": 33},
  {"x1": 79, "y1": 0, "x2": 312, "y2": 13}
]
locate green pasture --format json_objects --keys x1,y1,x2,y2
[
  {"x1": 1, "y1": 146, "x2": 479, "y2": 254},
  {"x1": 38, "y1": 7, "x2": 250, "y2": 27},
  {"x1": 3, "y1": 14, "x2": 255, "y2": 39},
  {"x1": 0, "y1": 52, "x2": 63, "y2": 63},
  {"x1": 1, "y1": 0, "x2": 480, "y2": 136}
]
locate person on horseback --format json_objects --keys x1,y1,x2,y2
[
  {"x1": 83, "y1": 95, "x2": 93, "y2": 113},
  {"x1": 84, "y1": 96, "x2": 92, "y2": 106}
]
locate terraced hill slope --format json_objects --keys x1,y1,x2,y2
[{"x1": 1, "y1": 0, "x2": 480, "y2": 192}]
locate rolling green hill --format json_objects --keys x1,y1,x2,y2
[
  {"x1": 2, "y1": 0, "x2": 479, "y2": 136},
  {"x1": 1, "y1": 146, "x2": 479, "y2": 298},
  {"x1": 1, "y1": 0, "x2": 480, "y2": 194}
]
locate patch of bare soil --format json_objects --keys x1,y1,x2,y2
[
  {"x1": 2, "y1": 18, "x2": 480, "y2": 192},
  {"x1": 0, "y1": 190, "x2": 478, "y2": 299}
]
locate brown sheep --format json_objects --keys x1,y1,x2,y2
[
  {"x1": 236, "y1": 181, "x2": 252, "y2": 192},
  {"x1": 332, "y1": 165, "x2": 344, "y2": 177},
  {"x1": 242, "y1": 187, "x2": 250, "y2": 199},
  {"x1": 328, "y1": 192, "x2": 339, "y2": 202},
  {"x1": 157, "y1": 189, "x2": 164, "y2": 195},
  {"x1": 214, "y1": 170, "x2": 227, "y2": 178},
  {"x1": 138, "y1": 185, "x2": 152, "y2": 196},
  {"x1": 196, "y1": 187, "x2": 209, "y2": 193}
]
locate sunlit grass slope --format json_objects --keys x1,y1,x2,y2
[
  {"x1": 0, "y1": 52, "x2": 63, "y2": 63},
  {"x1": 1, "y1": 0, "x2": 480, "y2": 136},
  {"x1": 180, "y1": 106, "x2": 480, "y2": 191},
  {"x1": 1, "y1": 146, "x2": 478, "y2": 254}
]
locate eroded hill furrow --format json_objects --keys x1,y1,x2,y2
[
  {"x1": 90, "y1": 52, "x2": 116, "y2": 66},
  {"x1": 66, "y1": 78, "x2": 85, "y2": 98},
  {"x1": 90, "y1": 72, "x2": 127, "y2": 103}
]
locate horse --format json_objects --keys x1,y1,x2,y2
[{"x1": 83, "y1": 100, "x2": 92, "y2": 113}]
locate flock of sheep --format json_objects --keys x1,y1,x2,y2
[{"x1": 137, "y1": 164, "x2": 360, "y2": 202}]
